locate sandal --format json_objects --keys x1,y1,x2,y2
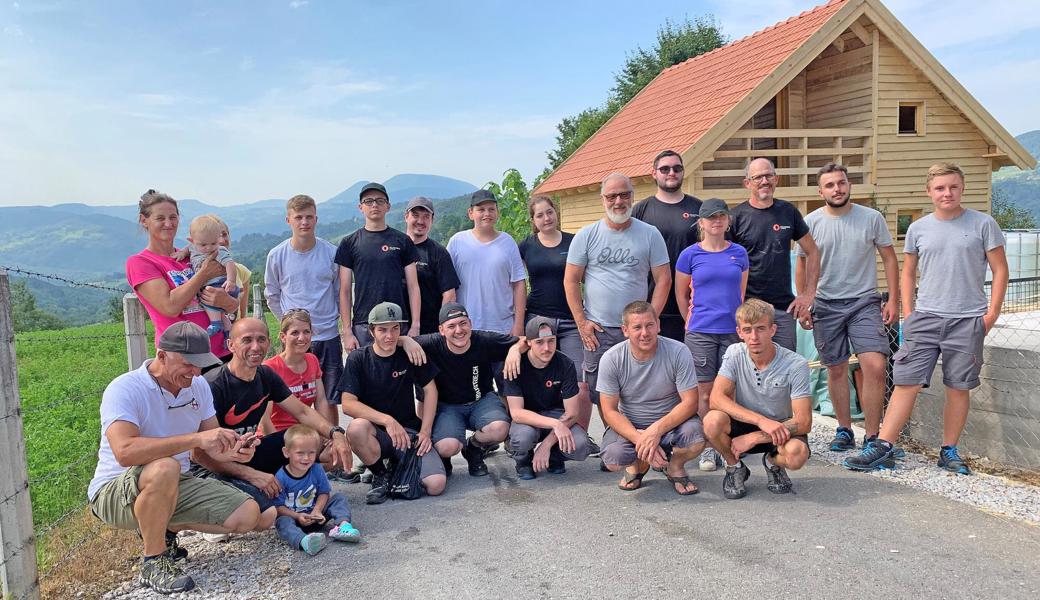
[
  {"x1": 665, "y1": 474, "x2": 699, "y2": 496},
  {"x1": 618, "y1": 466, "x2": 648, "y2": 491}
]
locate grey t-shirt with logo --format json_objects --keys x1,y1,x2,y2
[
  {"x1": 596, "y1": 337, "x2": 698, "y2": 429},
  {"x1": 717, "y1": 342, "x2": 811, "y2": 422},
  {"x1": 567, "y1": 219, "x2": 669, "y2": 328},
  {"x1": 904, "y1": 209, "x2": 1004, "y2": 318},
  {"x1": 797, "y1": 204, "x2": 892, "y2": 300}
]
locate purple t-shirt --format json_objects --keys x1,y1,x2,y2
[{"x1": 675, "y1": 242, "x2": 749, "y2": 334}]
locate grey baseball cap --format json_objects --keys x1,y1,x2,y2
[
  {"x1": 438, "y1": 302, "x2": 469, "y2": 325},
  {"x1": 359, "y1": 182, "x2": 389, "y2": 201},
  {"x1": 698, "y1": 198, "x2": 730, "y2": 218},
  {"x1": 524, "y1": 316, "x2": 557, "y2": 340},
  {"x1": 368, "y1": 302, "x2": 407, "y2": 325},
  {"x1": 158, "y1": 321, "x2": 221, "y2": 368},
  {"x1": 470, "y1": 189, "x2": 497, "y2": 206},
  {"x1": 406, "y1": 196, "x2": 435, "y2": 214}
]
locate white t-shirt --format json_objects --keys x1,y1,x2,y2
[
  {"x1": 264, "y1": 237, "x2": 341, "y2": 341},
  {"x1": 447, "y1": 230, "x2": 527, "y2": 333},
  {"x1": 87, "y1": 361, "x2": 216, "y2": 500}
]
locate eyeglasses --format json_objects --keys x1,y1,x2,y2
[
  {"x1": 602, "y1": 191, "x2": 633, "y2": 202},
  {"x1": 361, "y1": 198, "x2": 389, "y2": 206},
  {"x1": 285, "y1": 307, "x2": 311, "y2": 317},
  {"x1": 167, "y1": 396, "x2": 197, "y2": 410},
  {"x1": 657, "y1": 165, "x2": 684, "y2": 174},
  {"x1": 747, "y1": 173, "x2": 776, "y2": 183}
]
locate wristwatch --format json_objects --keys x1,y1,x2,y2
[
  {"x1": 329, "y1": 426, "x2": 346, "y2": 438},
  {"x1": 228, "y1": 311, "x2": 238, "y2": 322}
]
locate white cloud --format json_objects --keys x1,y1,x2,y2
[
  {"x1": 12, "y1": 2, "x2": 19, "y2": 10},
  {"x1": 887, "y1": 0, "x2": 1040, "y2": 49},
  {"x1": 289, "y1": 0, "x2": 308, "y2": 9},
  {"x1": 3, "y1": 24, "x2": 23, "y2": 36},
  {"x1": 239, "y1": 55, "x2": 255, "y2": 71}
]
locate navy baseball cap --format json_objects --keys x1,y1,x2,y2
[
  {"x1": 698, "y1": 198, "x2": 730, "y2": 218},
  {"x1": 359, "y1": 182, "x2": 389, "y2": 201},
  {"x1": 469, "y1": 189, "x2": 497, "y2": 206},
  {"x1": 438, "y1": 302, "x2": 470, "y2": 325}
]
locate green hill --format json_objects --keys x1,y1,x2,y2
[{"x1": 993, "y1": 130, "x2": 1040, "y2": 224}]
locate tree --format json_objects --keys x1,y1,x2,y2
[
  {"x1": 10, "y1": 280, "x2": 66, "y2": 332},
  {"x1": 992, "y1": 188, "x2": 1037, "y2": 230},
  {"x1": 544, "y1": 16, "x2": 727, "y2": 175},
  {"x1": 485, "y1": 168, "x2": 534, "y2": 243},
  {"x1": 106, "y1": 293, "x2": 124, "y2": 323}
]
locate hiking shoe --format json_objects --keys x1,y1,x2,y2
[
  {"x1": 843, "y1": 441, "x2": 896, "y2": 471},
  {"x1": 547, "y1": 448, "x2": 566, "y2": 474},
  {"x1": 763, "y1": 453, "x2": 792, "y2": 494},
  {"x1": 829, "y1": 427, "x2": 856, "y2": 451},
  {"x1": 441, "y1": 455, "x2": 453, "y2": 477},
  {"x1": 328, "y1": 467, "x2": 360, "y2": 484},
  {"x1": 300, "y1": 532, "x2": 329, "y2": 556},
  {"x1": 515, "y1": 462, "x2": 535, "y2": 480},
  {"x1": 722, "y1": 461, "x2": 750, "y2": 499},
  {"x1": 329, "y1": 521, "x2": 362, "y2": 543},
  {"x1": 863, "y1": 434, "x2": 877, "y2": 448},
  {"x1": 366, "y1": 473, "x2": 390, "y2": 505},
  {"x1": 699, "y1": 448, "x2": 720, "y2": 472},
  {"x1": 938, "y1": 446, "x2": 972, "y2": 475},
  {"x1": 164, "y1": 531, "x2": 187, "y2": 561},
  {"x1": 461, "y1": 438, "x2": 489, "y2": 477},
  {"x1": 587, "y1": 435, "x2": 602, "y2": 458},
  {"x1": 864, "y1": 435, "x2": 905, "y2": 457},
  {"x1": 139, "y1": 555, "x2": 195, "y2": 594}
]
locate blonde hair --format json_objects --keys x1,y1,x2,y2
[
  {"x1": 279, "y1": 309, "x2": 312, "y2": 333},
  {"x1": 527, "y1": 195, "x2": 560, "y2": 233},
  {"x1": 735, "y1": 298, "x2": 775, "y2": 326},
  {"x1": 926, "y1": 163, "x2": 965, "y2": 188},
  {"x1": 189, "y1": 214, "x2": 224, "y2": 240},
  {"x1": 284, "y1": 424, "x2": 321, "y2": 450},
  {"x1": 286, "y1": 194, "x2": 317, "y2": 214}
]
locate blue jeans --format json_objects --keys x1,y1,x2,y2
[
  {"x1": 275, "y1": 493, "x2": 353, "y2": 549},
  {"x1": 432, "y1": 392, "x2": 511, "y2": 444}
]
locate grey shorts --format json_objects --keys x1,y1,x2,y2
[
  {"x1": 684, "y1": 331, "x2": 741, "y2": 382},
  {"x1": 811, "y1": 294, "x2": 890, "y2": 366},
  {"x1": 772, "y1": 307, "x2": 797, "y2": 352},
  {"x1": 583, "y1": 326, "x2": 626, "y2": 405},
  {"x1": 891, "y1": 311, "x2": 985, "y2": 390},
  {"x1": 600, "y1": 417, "x2": 705, "y2": 467}
]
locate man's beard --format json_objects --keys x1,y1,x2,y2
[
  {"x1": 825, "y1": 195, "x2": 850, "y2": 208},
  {"x1": 659, "y1": 181, "x2": 681, "y2": 194},
  {"x1": 605, "y1": 206, "x2": 633, "y2": 225}
]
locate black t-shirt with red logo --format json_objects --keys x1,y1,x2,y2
[
  {"x1": 727, "y1": 198, "x2": 809, "y2": 309},
  {"x1": 336, "y1": 345, "x2": 436, "y2": 431},
  {"x1": 500, "y1": 352, "x2": 579, "y2": 413},
  {"x1": 632, "y1": 195, "x2": 702, "y2": 318},
  {"x1": 415, "y1": 331, "x2": 516, "y2": 405},
  {"x1": 334, "y1": 226, "x2": 419, "y2": 325}
]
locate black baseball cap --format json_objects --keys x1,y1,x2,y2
[
  {"x1": 698, "y1": 198, "x2": 730, "y2": 218},
  {"x1": 359, "y1": 182, "x2": 389, "y2": 201},
  {"x1": 469, "y1": 189, "x2": 497, "y2": 207},
  {"x1": 406, "y1": 196, "x2": 435, "y2": 214},
  {"x1": 438, "y1": 302, "x2": 470, "y2": 325},
  {"x1": 157, "y1": 321, "x2": 221, "y2": 368},
  {"x1": 524, "y1": 316, "x2": 557, "y2": 340}
]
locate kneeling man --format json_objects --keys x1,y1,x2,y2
[
  {"x1": 704, "y1": 299, "x2": 812, "y2": 499},
  {"x1": 503, "y1": 316, "x2": 591, "y2": 479},
  {"x1": 88, "y1": 322, "x2": 275, "y2": 595},
  {"x1": 599, "y1": 301, "x2": 705, "y2": 495},
  {"x1": 341, "y1": 302, "x2": 446, "y2": 504}
]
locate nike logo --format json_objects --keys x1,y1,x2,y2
[{"x1": 224, "y1": 395, "x2": 269, "y2": 427}]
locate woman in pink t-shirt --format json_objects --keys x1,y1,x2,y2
[
  {"x1": 126, "y1": 190, "x2": 238, "y2": 359},
  {"x1": 261, "y1": 310, "x2": 334, "y2": 432}
]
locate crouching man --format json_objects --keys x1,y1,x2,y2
[
  {"x1": 599, "y1": 301, "x2": 705, "y2": 495},
  {"x1": 503, "y1": 316, "x2": 591, "y2": 479},
  {"x1": 87, "y1": 322, "x2": 275, "y2": 595},
  {"x1": 704, "y1": 299, "x2": 812, "y2": 499}
]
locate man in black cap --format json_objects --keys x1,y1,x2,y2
[
  {"x1": 87, "y1": 322, "x2": 274, "y2": 594},
  {"x1": 502, "y1": 316, "x2": 591, "y2": 479},
  {"x1": 414, "y1": 302, "x2": 525, "y2": 476},
  {"x1": 335, "y1": 182, "x2": 421, "y2": 350},
  {"x1": 404, "y1": 196, "x2": 460, "y2": 336},
  {"x1": 632, "y1": 150, "x2": 703, "y2": 342}
]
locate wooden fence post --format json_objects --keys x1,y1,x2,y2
[
  {"x1": 252, "y1": 283, "x2": 262, "y2": 320},
  {"x1": 0, "y1": 270, "x2": 41, "y2": 600},
  {"x1": 123, "y1": 293, "x2": 149, "y2": 371}
]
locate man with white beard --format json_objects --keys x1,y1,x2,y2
[{"x1": 564, "y1": 173, "x2": 671, "y2": 407}]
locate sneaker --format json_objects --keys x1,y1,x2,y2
[
  {"x1": 722, "y1": 461, "x2": 750, "y2": 499},
  {"x1": 365, "y1": 473, "x2": 390, "y2": 505},
  {"x1": 202, "y1": 532, "x2": 230, "y2": 543},
  {"x1": 329, "y1": 521, "x2": 362, "y2": 543},
  {"x1": 937, "y1": 446, "x2": 972, "y2": 475},
  {"x1": 164, "y1": 531, "x2": 188, "y2": 561},
  {"x1": 328, "y1": 467, "x2": 360, "y2": 484},
  {"x1": 481, "y1": 443, "x2": 501, "y2": 458},
  {"x1": 843, "y1": 441, "x2": 896, "y2": 471},
  {"x1": 441, "y1": 455, "x2": 454, "y2": 477},
  {"x1": 587, "y1": 435, "x2": 602, "y2": 458},
  {"x1": 699, "y1": 448, "x2": 719, "y2": 472},
  {"x1": 300, "y1": 532, "x2": 329, "y2": 556},
  {"x1": 515, "y1": 461, "x2": 535, "y2": 480},
  {"x1": 461, "y1": 438, "x2": 489, "y2": 477},
  {"x1": 864, "y1": 435, "x2": 905, "y2": 458},
  {"x1": 763, "y1": 453, "x2": 792, "y2": 494},
  {"x1": 139, "y1": 555, "x2": 195, "y2": 594},
  {"x1": 547, "y1": 449, "x2": 566, "y2": 474},
  {"x1": 829, "y1": 427, "x2": 856, "y2": 451}
]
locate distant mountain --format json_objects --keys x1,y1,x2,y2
[
  {"x1": 994, "y1": 130, "x2": 1040, "y2": 224},
  {"x1": 322, "y1": 174, "x2": 479, "y2": 214}
]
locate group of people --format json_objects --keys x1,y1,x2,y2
[{"x1": 87, "y1": 152, "x2": 1008, "y2": 594}]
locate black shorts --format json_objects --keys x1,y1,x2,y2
[{"x1": 729, "y1": 418, "x2": 810, "y2": 458}]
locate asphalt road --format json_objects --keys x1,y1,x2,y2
[{"x1": 288, "y1": 438, "x2": 1040, "y2": 600}]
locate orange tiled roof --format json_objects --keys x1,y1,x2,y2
[{"x1": 536, "y1": 0, "x2": 847, "y2": 194}]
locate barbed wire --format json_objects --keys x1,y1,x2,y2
[
  {"x1": 1, "y1": 265, "x2": 130, "y2": 294},
  {"x1": 21, "y1": 387, "x2": 108, "y2": 415},
  {"x1": 30, "y1": 452, "x2": 98, "y2": 486},
  {"x1": 11, "y1": 332, "x2": 145, "y2": 344}
]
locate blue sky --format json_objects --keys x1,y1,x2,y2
[{"x1": 1, "y1": 0, "x2": 1037, "y2": 206}]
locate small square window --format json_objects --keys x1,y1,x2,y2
[
  {"x1": 897, "y1": 209, "x2": 922, "y2": 239},
  {"x1": 898, "y1": 102, "x2": 924, "y2": 135}
]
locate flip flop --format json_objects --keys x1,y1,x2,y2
[
  {"x1": 618, "y1": 466, "x2": 648, "y2": 491},
  {"x1": 665, "y1": 474, "x2": 699, "y2": 496}
]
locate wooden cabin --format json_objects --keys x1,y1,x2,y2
[{"x1": 534, "y1": 0, "x2": 1036, "y2": 246}]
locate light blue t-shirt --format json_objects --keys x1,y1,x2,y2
[
  {"x1": 275, "y1": 464, "x2": 332, "y2": 514},
  {"x1": 676, "y1": 242, "x2": 748, "y2": 333},
  {"x1": 264, "y1": 238, "x2": 341, "y2": 341}
]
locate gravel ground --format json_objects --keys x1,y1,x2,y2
[{"x1": 809, "y1": 415, "x2": 1040, "y2": 523}]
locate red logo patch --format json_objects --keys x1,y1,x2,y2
[
  {"x1": 545, "y1": 380, "x2": 553, "y2": 388},
  {"x1": 381, "y1": 244, "x2": 389, "y2": 252},
  {"x1": 682, "y1": 212, "x2": 690, "y2": 219},
  {"x1": 772, "y1": 224, "x2": 781, "y2": 232}
]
